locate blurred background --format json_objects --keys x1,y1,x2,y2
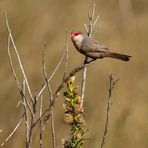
[{"x1": 0, "y1": 0, "x2": 148, "y2": 147}]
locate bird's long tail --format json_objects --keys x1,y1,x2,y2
[{"x1": 102, "y1": 51, "x2": 131, "y2": 61}]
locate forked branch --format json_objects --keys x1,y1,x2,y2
[
  {"x1": 81, "y1": 3, "x2": 100, "y2": 107},
  {"x1": 100, "y1": 74, "x2": 119, "y2": 148},
  {"x1": 4, "y1": 11, "x2": 34, "y2": 103}
]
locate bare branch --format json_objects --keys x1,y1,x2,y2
[
  {"x1": 93, "y1": 15, "x2": 100, "y2": 28},
  {"x1": 39, "y1": 95, "x2": 43, "y2": 148},
  {"x1": 21, "y1": 80, "x2": 31, "y2": 147},
  {"x1": 63, "y1": 30, "x2": 69, "y2": 80},
  {"x1": 92, "y1": 3, "x2": 96, "y2": 20},
  {"x1": 22, "y1": 81, "x2": 33, "y2": 116},
  {"x1": 36, "y1": 44, "x2": 67, "y2": 100},
  {"x1": 7, "y1": 31, "x2": 21, "y2": 91},
  {"x1": 33, "y1": 65, "x2": 86, "y2": 127},
  {"x1": 6, "y1": 13, "x2": 34, "y2": 147},
  {"x1": 100, "y1": 73, "x2": 119, "y2": 148},
  {"x1": 7, "y1": 26, "x2": 33, "y2": 116},
  {"x1": 92, "y1": 28, "x2": 99, "y2": 38},
  {"x1": 81, "y1": 3, "x2": 99, "y2": 106},
  {"x1": 4, "y1": 11, "x2": 34, "y2": 102},
  {"x1": 40, "y1": 31, "x2": 69, "y2": 147},
  {"x1": 0, "y1": 114, "x2": 24, "y2": 147},
  {"x1": 81, "y1": 62, "x2": 87, "y2": 107},
  {"x1": 42, "y1": 45, "x2": 56, "y2": 148},
  {"x1": 50, "y1": 107, "x2": 56, "y2": 148},
  {"x1": 84, "y1": 24, "x2": 89, "y2": 33}
]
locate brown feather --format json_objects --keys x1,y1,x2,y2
[{"x1": 101, "y1": 51, "x2": 131, "y2": 61}]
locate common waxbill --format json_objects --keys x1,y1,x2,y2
[{"x1": 70, "y1": 31, "x2": 131, "y2": 62}]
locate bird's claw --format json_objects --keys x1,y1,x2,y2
[{"x1": 84, "y1": 59, "x2": 96, "y2": 65}]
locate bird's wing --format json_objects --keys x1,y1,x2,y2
[
  {"x1": 92, "y1": 38, "x2": 109, "y2": 50},
  {"x1": 81, "y1": 37, "x2": 109, "y2": 52}
]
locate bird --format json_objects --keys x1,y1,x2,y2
[{"x1": 70, "y1": 31, "x2": 131, "y2": 63}]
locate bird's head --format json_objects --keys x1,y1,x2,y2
[{"x1": 70, "y1": 31, "x2": 84, "y2": 42}]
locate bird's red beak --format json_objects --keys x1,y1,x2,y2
[{"x1": 70, "y1": 33, "x2": 75, "y2": 38}]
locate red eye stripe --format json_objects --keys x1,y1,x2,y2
[
  {"x1": 74, "y1": 32, "x2": 80, "y2": 36},
  {"x1": 70, "y1": 31, "x2": 81, "y2": 38}
]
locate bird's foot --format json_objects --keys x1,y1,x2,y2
[{"x1": 84, "y1": 59, "x2": 96, "y2": 64}]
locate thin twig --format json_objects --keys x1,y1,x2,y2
[
  {"x1": 50, "y1": 106, "x2": 56, "y2": 148},
  {"x1": 0, "y1": 114, "x2": 24, "y2": 147},
  {"x1": 36, "y1": 44, "x2": 67, "y2": 100},
  {"x1": 6, "y1": 16, "x2": 33, "y2": 148},
  {"x1": 81, "y1": 62, "x2": 87, "y2": 107},
  {"x1": 81, "y1": 3, "x2": 99, "y2": 107},
  {"x1": 7, "y1": 31, "x2": 21, "y2": 91},
  {"x1": 7, "y1": 30, "x2": 33, "y2": 116},
  {"x1": 33, "y1": 65, "x2": 86, "y2": 128},
  {"x1": 21, "y1": 80, "x2": 30, "y2": 147},
  {"x1": 92, "y1": 3, "x2": 96, "y2": 20},
  {"x1": 84, "y1": 24, "x2": 89, "y2": 33},
  {"x1": 39, "y1": 95, "x2": 43, "y2": 148},
  {"x1": 92, "y1": 28, "x2": 99, "y2": 38},
  {"x1": 100, "y1": 73, "x2": 119, "y2": 148},
  {"x1": 63, "y1": 30, "x2": 69, "y2": 80},
  {"x1": 42, "y1": 45, "x2": 56, "y2": 148},
  {"x1": 4, "y1": 11, "x2": 34, "y2": 103},
  {"x1": 93, "y1": 15, "x2": 100, "y2": 28},
  {"x1": 41, "y1": 30, "x2": 69, "y2": 147}
]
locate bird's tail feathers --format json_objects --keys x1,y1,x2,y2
[{"x1": 102, "y1": 51, "x2": 131, "y2": 61}]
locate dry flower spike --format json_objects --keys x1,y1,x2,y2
[{"x1": 63, "y1": 76, "x2": 86, "y2": 148}]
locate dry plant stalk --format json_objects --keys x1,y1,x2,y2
[
  {"x1": 4, "y1": 11, "x2": 34, "y2": 103},
  {"x1": 2, "y1": 11, "x2": 60, "y2": 148},
  {"x1": 62, "y1": 76, "x2": 86, "y2": 148},
  {"x1": 42, "y1": 44, "x2": 56, "y2": 148},
  {"x1": 62, "y1": 4, "x2": 100, "y2": 147},
  {"x1": 33, "y1": 65, "x2": 86, "y2": 128},
  {"x1": 81, "y1": 3, "x2": 100, "y2": 107},
  {"x1": 2, "y1": 11, "x2": 86, "y2": 148},
  {"x1": 4, "y1": 11, "x2": 35, "y2": 148},
  {"x1": 39, "y1": 95, "x2": 44, "y2": 148},
  {"x1": 100, "y1": 74, "x2": 119, "y2": 148},
  {"x1": 0, "y1": 114, "x2": 24, "y2": 147}
]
